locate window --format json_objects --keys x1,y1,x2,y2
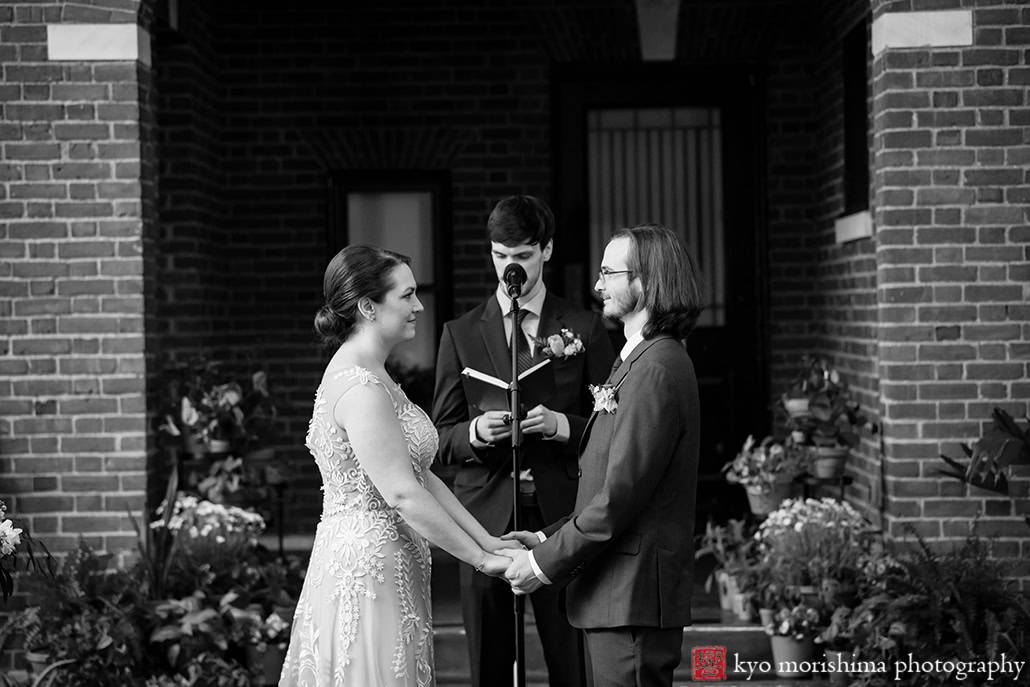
[
  {"x1": 587, "y1": 107, "x2": 725, "y2": 327},
  {"x1": 328, "y1": 171, "x2": 451, "y2": 373}
]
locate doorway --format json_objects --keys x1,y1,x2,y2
[{"x1": 552, "y1": 64, "x2": 769, "y2": 524}]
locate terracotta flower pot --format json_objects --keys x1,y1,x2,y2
[
  {"x1": 745, "y1": 480, "x2": 792, "y2": 516},
  {"x1": 783, "y1": 398, "x2": 810, "y2": 418},
  {"x1": 25, "y1": 651, "x2": 50, "y2": 674},
  {"x1": 769, "y1": 635, "x2": 816, "y2": 678},
  {"x1": 824, "y1": 648, "x2": 855, "y2": 687},
  {"x1": 811, "y1": 446, "x2": 849, "y2": 479}
]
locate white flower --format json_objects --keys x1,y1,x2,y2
[
  {"x1": 589, "y1": 384, "x2": 618, "y2": 414},
  {"x1": 180, "y1": 397, "x2": 199, "y2": 427},
  {"x1": 264, "y1": 612, "x2": 289, "y2": 638},
  {"x1": 0, "y1": 518, "x2": 23, "y2": 556}
]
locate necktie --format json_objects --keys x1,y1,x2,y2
[
  {"x1": 608, "y1": 356, "x2": 623, "y2": 381},
  {"x1": 512, "y1": 308, "x2": 535, "y2": 374}
]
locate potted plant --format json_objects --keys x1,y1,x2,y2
[
  {"x1": 780, "y1": 356, "x2": 872, "y2": 479},
  {"x1": 818, "y1": 606, "x2": 856, "y2": 687},
  {"x1": 242, "y1": 611, "x2": 290, "y2": 685},
  {"x1": 757, "y1": 497, "x2": 871, "y2": 593},
  {"x1": 765, "y1": 602, "x2": 824, "y2": 678},
  {"x1": 847, "y1": 526, "x2": 1030, "y2": 687},
  {"x1": 695, "y1": 518, "x2": 756, "y2": 612},
  {"x1": 157, "y1": 358, "x2": 279, "y2": 458},
  {"x1": 723, "y1": 436, "x2": 806, "y2": 516}
]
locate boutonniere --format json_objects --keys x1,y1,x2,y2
[
  {"x1": 534, "y1": 328, "x2": 585, "y2": 360},
  {"x1": 588, "y1": 383, "x2": 618, "y2": 414}
]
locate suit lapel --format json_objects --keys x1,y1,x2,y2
[
  {"x1": 479, "y1": 296, "x2": 512, "y2": 381},
  {"x1": 578, "y1": 335, "x2": 670, "y2": 455},
  {"x1": 535, "y1": 294, "x2": 563, "y2": 357}
]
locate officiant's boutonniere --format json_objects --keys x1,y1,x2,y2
[
  {"x1": 589, "y1": 384, "x2": 618, "y2": 414},
  {"x1": 534, "y1": 328, "x2": 584, "y2": 360}
]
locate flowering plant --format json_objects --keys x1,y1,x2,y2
[
  {"x1": 722, "y1": 435, "x2": 806, "y2": 492},
  {"x1": 0, "y1": 499, "x2": 54, "y2": 603},
  {"x1": 158, "y1": 359, "x2": 277, "y2": 453},
  {"x1": 588, "y1": 383, "x2": 618, "y2": 414},
  {"x1": 151, "y1": 493, "x2": 266, "y2": 546},
  {"x1": 533, "y1": 328, "x2": 584, "y2": 359},
  {"x1": 780, "y1": 356, "x2": 869, "y2": 449},
  {"x1": 246, "y1": 611, "x2": 290, "y2": 651},
  {"x1": 757, "y1": 498, "x2": 869, "y2": 586},
  {"x1": 766, "y1": 602, "x2": 825, "y2": 639}
]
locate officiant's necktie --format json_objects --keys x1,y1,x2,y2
[{"x1": 512, "y1": 308, "x2": 535, "y2": 374}]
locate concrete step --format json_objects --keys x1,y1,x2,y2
[{"x1": 431, "y1": 547, "x2": 835, "y2": 685}]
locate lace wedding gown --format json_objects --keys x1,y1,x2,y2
[{"x1": 280, "y1": 366, "x2": 436, "y2": 687}]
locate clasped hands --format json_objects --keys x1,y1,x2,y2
[
  {"x1": 474, "y1": 405, "x2": 558, "y2": 443},
  {"x1": 477, "y1": 531, "x2": 544, "y2": 595}
]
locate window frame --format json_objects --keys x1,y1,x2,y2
[{"x1": 326, "y1": 169, "x2": 453, "y2": 360}]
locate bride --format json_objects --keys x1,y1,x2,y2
[{"x1": 279, "y1": 245, "x2": 516, "y2": 686}]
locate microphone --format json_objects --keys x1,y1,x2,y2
[{"x1": 503, "y1": 264, "x2": 527, "y2": 298}]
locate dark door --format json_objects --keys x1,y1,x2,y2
[{"x1": 552, "y1": 64, "x2": 768, "y2": 525}]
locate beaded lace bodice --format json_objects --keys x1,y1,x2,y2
[{"x1": 306, "y1": 365, "x2": 438, "y2": 522}]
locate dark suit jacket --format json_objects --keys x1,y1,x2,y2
[
  {"x1": 432, "y1": 293, "x2": 614, "y2": 535},
  {"x1": 532, "y1": 335, "x2": 700, "y2": 629}
]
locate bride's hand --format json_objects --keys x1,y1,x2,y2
[
  {"x1": 483, "y1": 535, "x2": 524, "y2": 552},
  {"x1": 500, "y1": 530, "x2": 540, "y2": 550},
  {"x1": 476, "y1": 551, "x2": 514, "y2": 578}
]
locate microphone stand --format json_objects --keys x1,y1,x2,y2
[{"x1": 507, "y1": 288, "x2": 527, "y2": 687}]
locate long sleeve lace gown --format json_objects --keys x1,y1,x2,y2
[{"x1": 280, "y1": 366, "x2": 436, "y2": 687}]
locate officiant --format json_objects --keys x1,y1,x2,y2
[{"x1": 431, "y1": 195, "x2": 614, "y2": 687}]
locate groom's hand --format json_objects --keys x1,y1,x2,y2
[
  {"x1": 504, "y1": 549, "x2": 544, "y2": 595},
  {"x1": 474, "y1": 410, "x2": 513, "y2": 443}
]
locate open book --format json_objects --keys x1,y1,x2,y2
[{"x1": 461, "y1": 358, "x2": 555, "y2": 414}]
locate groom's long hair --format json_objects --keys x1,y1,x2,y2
[{"x1": 612, "y1": 224, "x2": 705, "y2": 340}]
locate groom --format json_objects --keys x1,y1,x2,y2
[
  {"x1": 503, "y1": 224, "x2": 703, "y2": 687},
  {"x1": 432, "y1": 195, "x2": 614, "y2": 687}
]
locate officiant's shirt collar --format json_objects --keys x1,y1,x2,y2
[
  {"x1": 619, "y1": 330, "x2": 645, "y2": 362},
  {"x1": 495, "y1": 284, "x2": 546, "y2": 318}
]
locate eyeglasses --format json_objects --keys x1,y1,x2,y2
[{"x1": 597, "y1": 268, "x2": 633, "y2": 283}]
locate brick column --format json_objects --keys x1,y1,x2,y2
[
  {"x1": 0, "y1": 2, "x2": 155, "y2": 561},
  {"x1": 871, "y1": 1, "x2": 1030, "y2": 568}
]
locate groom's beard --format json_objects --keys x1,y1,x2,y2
[{"x1": 604, "y1": 284, "x2": 643, "y2": 322}]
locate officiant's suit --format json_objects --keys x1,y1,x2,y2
[
  {"x1": 432, "y1": 290, "x2": 614, "y2": 687},
  {"x1": 533, "y1": 334, "x2": 700, "y2": 686}
]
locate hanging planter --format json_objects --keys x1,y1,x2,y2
[{"x1": 810, "y1": 446, "x2": 849, "y2": 479}]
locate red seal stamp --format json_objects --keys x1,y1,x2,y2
[{"x1": 692, "y1": 645, "x2": 726, "y2": 681}]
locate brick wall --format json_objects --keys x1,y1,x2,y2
[
  {"x1": 871, "y1": 0, "x2": 1030, "y2": 576},
  {"x1": 806, "y1": 0, "x2": 882, "y2": 520},
  {"x1": 149, "y1": 2, "x2": 844, "y2": 530},
  {"x1": 0, "y1": 8, "x2": 155, "y2": 666}
]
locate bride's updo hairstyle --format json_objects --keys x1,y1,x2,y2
[{"x1": 314, "y1": 245, "x2": 411, "y2": 347}]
